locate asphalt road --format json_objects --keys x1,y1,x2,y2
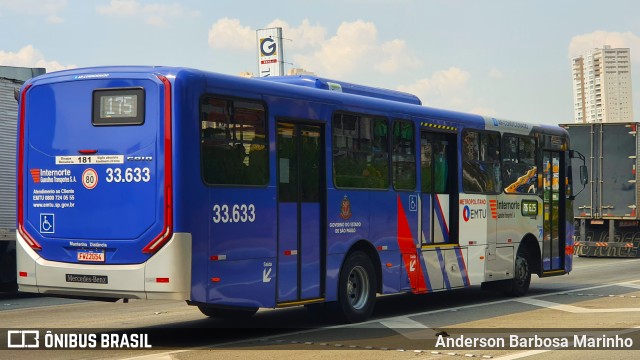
[{"x1": 0, "y1": 256, "x2": 638, "y2": 360}]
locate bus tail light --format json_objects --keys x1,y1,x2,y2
[
  {"x1": 156, "y1": 277, "x2": 170, "y2": 283},
  {"x1": 18, "y1": 226, "x2": 41, "y2": 251},
  {"x1": 143, "y1": 75, "x2": 173, "y2": 254},
  {"x1": 17, "y1": 84, "x2": 41, "y2": 251}
]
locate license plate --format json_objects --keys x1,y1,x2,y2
[
  {"x1": 66, "y1": 274, "x2": 108, "y2": 284},
  {"x1": 77, "y1": 250, "x2": 105, "y2": 262}
]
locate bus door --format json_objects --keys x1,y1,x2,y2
[
  {"x1": 276, "y1": 122, "x2": 325, "y2": 303},
  {"x1": 542, "y1": 150, "x2": 565, "y2": 271},
  {"x1": 419, "y1": 131, "x2": 458, "y2": 290}
]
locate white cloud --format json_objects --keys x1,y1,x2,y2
[
  {"x1": 294, "y1": 20, "x2": 378, "y2": 78},
  {"x1": 266, "y1": 19, "x2": 326, "y2": 51},
  {"x1": 96, "y1": 0, "x2": 199, "y2": 27},
  {"x1": 488, "y1": 68, "x2": 503, "y2": 79},
  {"x1": 96, "y1": 0, "x2": 139, "y2": 16},
  {"x1": 0, "y1": 45, "x2": 76, "y2": 72},
  {"x1": 397, "y1": 67, "x2": 474, "y2": 110},
  {"x1": 208, "y1": 18, "x2": 255, "y2": 51},
  {"x1": 0, "y1": 0, "x2": 67, "y2": 24},
  {"x1": 568, "y1": 31, "x2": 640, "y2": 60},
  {"x1": 375, "y1": 39, "x2": 422, "y2": 74},
  {"x1": 207, "y1": 18, "x2": 421, "y2": 78}
]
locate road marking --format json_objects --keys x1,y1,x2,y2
[
  {"x1": 493, "y1": 349, "x2": 550, "y2": 360},
  {"x1": 120, "y1": 281, "x2": 640, "y2": 359},
  {"x1": 515, "y1": 297, "x2": 640, "y2": 313},
  {"x1": 618, "y1": 282, "x2": 640, "y2": 290},
  {"x1": 122, "y1": 350, "x2": 191, "y2": 360},
  {"x1": 379, "y1": 317, "x2": 439, "y2": 339}
]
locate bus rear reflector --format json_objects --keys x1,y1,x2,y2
[{"x1": 156, "y1": 278, "x2": 170, "y2": 283}]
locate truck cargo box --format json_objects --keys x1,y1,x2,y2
[
  {"x1": 0, "y1": 66, "x2": 45, "y2": 290},
  {"x1": 560, "y1": 122, "x2": 640, "y2": 257}
]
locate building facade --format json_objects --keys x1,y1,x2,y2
[{"x1": 572, "y1": 45, "x2": 632, "y2": 123}]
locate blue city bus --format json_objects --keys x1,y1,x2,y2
[{"x1": 16, "y1": 67, "x2": 585, "y2": 322}]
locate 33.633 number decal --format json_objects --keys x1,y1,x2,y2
[
  {"x1": 105, "y1": 167, "x2": 151, "y2": 183},
  {"x1": 212, "y1": 204, "x2": 256, "y2": 223}
]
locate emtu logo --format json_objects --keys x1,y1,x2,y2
[{"x1": 30, "y1": 169, "x2": 40, "y2": 183}]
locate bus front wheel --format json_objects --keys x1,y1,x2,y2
[
  {"x1": 510, "y1": 251, "x2": 531, "y2": 296},
  {"x1": 338, "y1": 251, "x2": 377, "y2": 323}
]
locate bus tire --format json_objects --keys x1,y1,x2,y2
[
  {"x1": 338, "y1": 251, "x2": 377, "y2": 323},
  {"x1": 0, "y1": 248, "x2": 17, "y2": 292},
  {"x1": 510, "y1": 250, "x2": 531, "y2": 296},
  {"x1": 197, "y1": 306, "x2": 258, "y2": 319}
]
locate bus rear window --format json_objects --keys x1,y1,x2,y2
[{"x1": 92, "y1": 88, "x2": 145, "y2": 126}]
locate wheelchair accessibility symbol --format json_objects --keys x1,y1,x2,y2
[
  {"x1": 40, "y1": 213, "x2": 55, "y2": 234},
  {"x1": 409, "y1": 195, "x2": 418, "y2": 212}
]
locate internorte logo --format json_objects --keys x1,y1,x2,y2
[{"x1": 29, "y1": 169, "x2": 76, "y2": 184}]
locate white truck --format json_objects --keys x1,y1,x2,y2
[
  {"x1": 0, "y1": 66, "x2": 45, "y2": 290},
  {"x1": 561, "y1": 122, "x2": 640, "y2": 258}
]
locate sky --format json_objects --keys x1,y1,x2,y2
[{"x1": 2, "y1": 0, "x2": 640, "y2": 125}]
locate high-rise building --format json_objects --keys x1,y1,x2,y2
[{"x1": 571, "y1": 45, "x2": 632, "y2": 123}]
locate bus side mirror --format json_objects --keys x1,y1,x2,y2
[
  {"x1": 14, "y1": 87, "x2": 20, "y2": 102},
  {"x1": 579, "y1": 165, "x2": 588, "y2": 186},
  {"x1": 568, "y1": 150, "x2": 588, "y2": 200}
]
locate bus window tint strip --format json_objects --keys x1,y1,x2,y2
[{"x1": 392, "y1": 120, "x2": 416, "y2": 190}]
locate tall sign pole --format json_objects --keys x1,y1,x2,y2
[{"x1": 257, "y1": 27, "x2": 284, "y2": 77}]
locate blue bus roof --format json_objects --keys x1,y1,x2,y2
[
  {"x1": 26, "y1": 66, "x2": 560, "y2": 136},
  {"x1": 257, "y1": 75, "x2": 422, "y2": 105}
]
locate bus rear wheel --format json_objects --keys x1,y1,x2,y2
[
  {"x1": 0, "y1": 248, "x2": 17, "y2": 292},
  {"x1": 338, "y1": 251, "x2": 376, "y2": 323},
  {"x1": 197, "y1": 306, "x2": 258, "y2": 319},
  {"x1": 510, "y1": 251, "x2": 531, "y2": 296}
]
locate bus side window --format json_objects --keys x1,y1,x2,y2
[
  {"x1": 462, "y1": 130, "x2": 501, "y2": 193},
  {"x1": 333, "y1": 113, "x2": 389, "y2": 189},
  {"x1": 200, "y1": 96, "x2": 268, "y2": 186},
  {"x1": 421, "y1": 132, "x2": 449, "y2": 194},
  {"x1": 502, "y1": 135, "x2": 537, "y2": 194}
]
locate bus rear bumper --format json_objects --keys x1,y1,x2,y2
[{"x1": 16, "y1": 232, "x2": 192, "y2": 301}]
